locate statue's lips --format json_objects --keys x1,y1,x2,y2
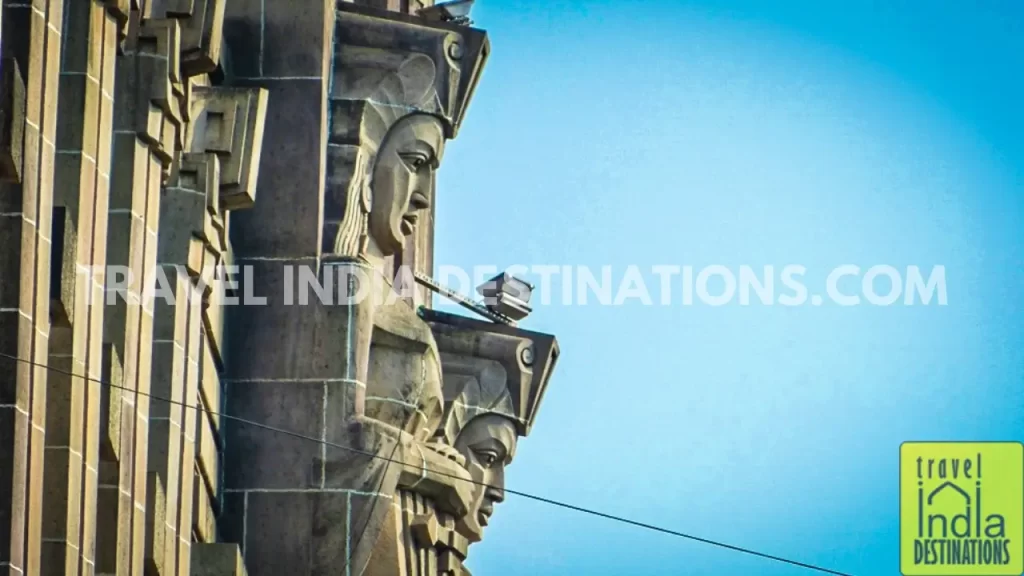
[
  {"x1": 400, "y1": 213, "x2": 418, "y2": 236},
  {"x1": 479, "y1": 505, "x2": 493, "y2": 527}
]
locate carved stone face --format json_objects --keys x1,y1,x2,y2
[
  {"x1": 369, "y1": 114, "x2": 445, "y2": 256},
  {"x1": 453, "y1": 413, "x2": 518, "y2": 542}
]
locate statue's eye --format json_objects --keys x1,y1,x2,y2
[
  {"x1": 400, "y1": 153, "x2": 430, "y2": 171},
  {"x1": 476, "y1": 450, "x2": 499, "y2": 468}
]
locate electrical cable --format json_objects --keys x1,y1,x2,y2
[{"x1": 0, "y1": 351, "x2": 854, "y2": 576}]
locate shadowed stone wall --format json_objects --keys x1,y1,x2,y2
[{"x1": 0, "y1": 1, "x2": 559, "y2": 575}]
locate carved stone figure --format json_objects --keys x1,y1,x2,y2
[
  {"x1": 427, "y1": 309, "x2": 560, "y2": 554},
  {"x1": 312, "y1": 6, "x2": 493, "y2": 575},
  {"x1": 364, "y1": 112, "x2": 442, "y2": 262},
  {"x1": 0, "y1": 1, "x2": 564, "y2": 575},
  {"x1": 446, "y1": 387, "x2": 519, "y2": 542}
]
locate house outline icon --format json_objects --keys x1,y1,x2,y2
[{"x1": 927, "y1": 481, "x2": 971, "y2": 506}]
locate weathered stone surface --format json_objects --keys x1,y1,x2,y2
[
  {"x1": 174, "y1": 0, "x2": 228, "y2": 77},
  {"x1": 2, "y1": 2, "x2": 560, "y2": 575},
  {"x1": 192, "y1": 468, "x2": 217, "y2": 542},
  {"x1": 1, "y1": 1, "x2": 65, "y2": 572},
  {"x1": 223, "y1": 378, "x2": 326, "y2": 490},
  {"x1": 241, "y1": 492, "x2": 317, "y2": 573},
  {"x1": 191, "y1": 543, "x2": 247, "y2": 576},
  {"x1": 0, "y1": 57, "x2": 25, "y2": 183},
  {"x1": 188, "y1": 85, "x2": 268, "y2": 210},
  {"x1": 228, "y1": 78, "x2": 325, "y2": 258}
]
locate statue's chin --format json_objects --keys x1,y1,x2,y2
[
  {"x1": 368, "y1": 226, "x2": 405, "y2": 258},
  {"x1": 386, "y1": 224, "x2": 408, "y2": 253},
  {"x1": 457, "y1": 517, "x2": 484, "y2": 543}
]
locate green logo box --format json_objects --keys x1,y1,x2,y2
[{"x1": 900, "y1": 442, "x2": 1024, "y2": 576}]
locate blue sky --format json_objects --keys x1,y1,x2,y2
[{"x1": 432, "y1": 1, "x2": 1024, "y2": 574}]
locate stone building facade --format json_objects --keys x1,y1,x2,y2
[{"x1": 0, "y1": 1, "x2": 559, "y2": 575}]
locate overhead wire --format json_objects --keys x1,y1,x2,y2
[{"x1": 0, "y1": 351, "x2": 853, "y2": 576}]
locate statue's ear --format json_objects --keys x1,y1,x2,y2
[{"x1": 397, "y1": 54, "x2": 436, "y2": 108}]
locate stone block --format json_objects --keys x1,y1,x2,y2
[
  {"x1": 39, "y1": 540, "x2": 70, "y2": 576},
  {"x1": 135, "y1": 20, "x2": 184, "y2": 137},
  {"x1": 144, "y1": 472, "x2": 167, "y2": 575},
  {"x1": 146, "y1": 418, "x2": 172, "y2": 480},
  {"x1": 99, "y1": 343, "x2": 122, "y2": 460},
  {"x1": 222, "y1": 379, "x2": 323, "y2": 490},
  {"x1": 17, "y1": 128, "x2": 38, "y2": 223},
  {"x1": 0, "y1": 311, "x2": 20, "y2": 403},
  {"x1": 199, "y1": 342, "x2": 221, "y2": 429},
  {"x1": 241, "y1": 492, "x2": 323, "y2": 575},
  {"x1": 149, "y1": 339, "x2": 183, "y2": 420},
  {"x1": 0, "y1": 407, "x2": 16, "y2": 565},
  {"x1": 177, "y1": 439, "x2": 197, "y2": 546},
  {"x1": 4, "y1": 406, "x2": 29, "y2": 570},
  {"x1": 309, "y1": 492, "x2": 353, "y2": 576},
  {"x1": 0, "y1": 57, "x2": 25, "y2": 183},
  {"x1": 0, "y1": 214, "x2": 24, "y2": 311},
  {"x1": 79, "y1": 463, "x2": 99, "y2": 570},
  {"x1": 201, "y1": 260, "x2": 225, "y2": 365},
  {"x1": 161, "y1": 157, "x2": 214, "y2": 265},
  {"x1": 175, "y1": 0, "x2": 227, "y2": 77},
  {"x1": 192, "y1": 468, "x2": 217, "y2": 542},
  {"x1": 94, "y1": 480, "x2": 119, "y2": 573},
  {"x1": 189, "y1": 86, "x2": 268, "y2": 211},
  {"x1": 26, "y1": 425, "x2": 46, "y2": 571},
  {"x1": 48, "y1": 206, "x2": 75, "y2": 327},
  {"x1": 190, "y1": 542, "x2": 247, "y2": 576},
  {"x1": 40, "y1": 446, "x2": 78, "y2": 542},
  {"x1": 196, "y1": 402, "x2": 219, "y2": 495},
  {"x1": 217, "y1": 492, "x2": 245, "y2": 551},
  {"x1": 39, "y1": 354, "x2": 73, "y2": 447},
  {"x1": 54, "y1": 59, "x2": 88, "y2": 154},
  {"x1": 229, "y1": 79, "x2": 324, "y2": 258},
  {"x1": 346, "y1": 489, "x2": 396, "y2": 575},
  {"x1": 152, "y1": 266, "x2": 190, "y2": 345},
  {"x1": 222, "y1": 259, "x2": 334, "y2": 381},
  {"x1": 261, "y1": 0, "x2": 330, "y2": 78},
  {"x1": 221, "y1": 0, "x2": 262, "y2": 79}
]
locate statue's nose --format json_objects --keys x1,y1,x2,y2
[
  {"x1": 409, "y1": 191, "x2": 429, "y2": 211},
  {"x1": 485, "y1": 484, "x2": 505, "y2": 505},
  {"x1": 485, "y1": 468, "x2": 505, "y2": 504}
]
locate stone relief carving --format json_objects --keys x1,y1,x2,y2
[
  {"x1": 315, "y1": 7, "x2": 560, "y2": 574},
  {"x1": 314, "y1": 6, "x2": 493, "y2": 575},
  {"x1": 0, "y1": 0, "x2": 561, "y2": 572},
  {"x1": 208, "y1": 4, "x2": 552, "y2": 574},
  {"x1": 428, "y1": 309, "x2": 559, "y2": 552},
  {"x1": 443, "y1": 368, "x2": 519, "y2": 543}
]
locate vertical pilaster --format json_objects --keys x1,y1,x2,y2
[
  {"x1": 220, "y1": 3, "x2": 334, "y2": 575},
  {"x1": 176, "y1": 311, "x2": 202, "y2": 575},
  {"x1": 146, "y1": 265, "x2": 190, "y2": 576},
  {"x1": 0, "y1": 0, "x2": 63, "y2": 573},
  {"x1": 105, "y1": 14, "x2": 184, "y2": 576},
  {"x1": 225, "y1": 0, "x2": 331, "y2": 261},
  {"x1": 104, "y1": 121, "x2": 151, "y2": 575},
  {"x1": 144, "y1": 207, "x2": 205, "y2": 576},
  {"x1": 80, "y1": 7, "x2": 118, "y2": 575},
  {"x1": 41, "y1": 2, "x2": 118, "y2": 574}
]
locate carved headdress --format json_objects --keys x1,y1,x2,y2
[
  {"x1": 424, "y1": 309, "x2": 560, "y2": 442},
  {"x1": 327, "y1": 4, "x2": 489, "y2": 257},
  {"x1": 439, "y1": 354, "x2": 519, "y2": 444}
]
